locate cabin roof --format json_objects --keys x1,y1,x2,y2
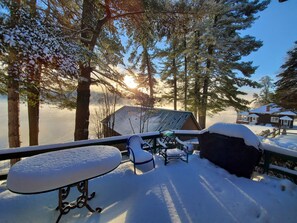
[{"x1": 102, "y1": 106, "x2": 200, "y2": 135}]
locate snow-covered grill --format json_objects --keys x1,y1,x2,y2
[{"x1": 198, "y1": 123, "x2": 263, "y2": 178}]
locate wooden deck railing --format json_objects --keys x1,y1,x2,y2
[
  {"x1": 1, "y1": 130, "x2": 296, "y2": 183},
  {"x1": 0, "y1": 130, "x2": 201, "y2": 180},
  {"x1": 259, "y1": 128, "x2": 281, "y2": 138}
]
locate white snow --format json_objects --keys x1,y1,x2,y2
[
  {"x1": 249, "y1": 103, "x2": 282, "y2": 114},
  {"x1": 1, "y1": 152, "x2": 297, "y2": 223},
  {"x1": 6, "y1": 146, "x2": 122, "y2": 194},
  {"x1": 207, "y1": 122, "x2": 261, "y2": 149},
  {"x1": 280, "y1": 116, "x2": 292, "y2": 121},
  {"x1": 279, "y1": 111, "x2": 297, "y2": 116},
  {"x1": 0, "y1": 124, "x2": 297, "y2": 222},
  {"x1": 262, "y1": 134, "x2": 297, "y2": 153}
]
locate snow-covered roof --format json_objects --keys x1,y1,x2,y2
[
  {"x1": 248, "y1": 114, "x2": 259, "y2": 118},
  {"x1": 238, "y1": 111, "x2": 249, "y2": 116},
  {"x1": 278, "y1": 111, "x2": 297, "y2": 116},
  {"x1": 249, "y1": 103, "x2": 282, "y2": 114},
  {"x1": 102, "y1": 106, "x2": 200, "y2": 135},
  {"x1": 207, "y1": 122, "x2": 261, "y2": 149},
  {"x1": 280, "y1": 116, "x2": 293, "y2": 121}
]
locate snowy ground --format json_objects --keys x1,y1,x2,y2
[{"x1": 0, "y1": 152, "x2": 297, "y2": 223}]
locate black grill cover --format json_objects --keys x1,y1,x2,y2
[{"x1": 198, "y1": 132, "x2": 262, "y2": 178}]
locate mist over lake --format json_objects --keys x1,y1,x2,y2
[
  {"x1": 0, "y1": 99, "x2": 75, "y2": 149},
  {"x1": 0, "y1": 98, "x2": 237, "y2": 149}
]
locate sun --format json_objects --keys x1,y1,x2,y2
[{"x1": 124, "y1": 75, "x2": 138, "y2": 89}]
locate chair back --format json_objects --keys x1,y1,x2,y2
[{"x1": 127, "y1": 135, "x2": 144, "y2": 152}]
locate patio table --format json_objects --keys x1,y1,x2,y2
[{"x1": 6, "y1": 145, "x2": 122, "y2": 223}]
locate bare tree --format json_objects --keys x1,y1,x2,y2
[{"x1": 91, "y1": 85, "x2": 118, "y2": 138}]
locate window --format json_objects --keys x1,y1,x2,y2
[{"x1": 271, "y1": 117, "x2": 279, "y2": 123}]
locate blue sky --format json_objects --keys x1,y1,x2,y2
[{"x1": 242, "y1": 0, "x2": 297, "y2": 82}]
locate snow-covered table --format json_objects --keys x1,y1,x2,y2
[{"x1": 7, "y1": 145, "x2": 122, "y2": 223}]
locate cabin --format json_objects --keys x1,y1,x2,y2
[
  {"x1": 237, "y1": 103, "x2": 296, "y2": 128},
  {"x1": 102, "y1": 106, "x2": 201, "y2": 137}
]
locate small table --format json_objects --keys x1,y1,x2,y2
[{"x1": 7, "y1": 145, "x2": 122, "y2": 223}]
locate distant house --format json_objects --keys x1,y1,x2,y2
[
  {"x1": 236, "y1": 103, "x2": 296, "y2": 128},
  {"x1": 102, "y1": 106, "x2": 201, "y2": 137}
]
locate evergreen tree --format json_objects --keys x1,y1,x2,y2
[
  {"x1": 185, "y1": 0, "x2": 269, "y2": 128},
  {"x1": 126, "y1": 14, "x2": 157, "y2": 108},
  {"x1": 1, "y1": 0, "x2": 21, "y2": 165},
  {"x1": 0, "y1": 2, "x2": 87, "y2": 149},
  {"x1": 274, "y1": 41, "x2": 297, "y2": 110}
]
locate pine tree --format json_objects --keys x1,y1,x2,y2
[
  {"x1": 274, "y1": 41, "x2": 297, "y2": 110},
  {"x1": 2, "y1": 0, "x2": 22, "y2": 165},
  {"x1": 185, "y1": 0, "x2": 269, "y2": 128},
  {"x1": 0, "y1": 2, "x2": 87, "y2": 149},
  {"x1": 126, "y1": 15, "x2": 157, "y2": 108}
]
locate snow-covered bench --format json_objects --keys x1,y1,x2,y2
[{"x1": 7, "y1": 145, "x2": 122, "y2": 223}]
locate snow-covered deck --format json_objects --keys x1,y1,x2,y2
[{"x1": 1, "y1": 153, "x2": 297, "y2": 223}]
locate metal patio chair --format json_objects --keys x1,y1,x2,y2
[
  {"x1": 157, "y1": 131, "x2": 190, "y2": 165},
  {"x1": 126, "y1": 135, "x2": 155, "y2": 174}
]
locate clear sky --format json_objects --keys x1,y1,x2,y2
[{"x1": 242, "y1": 0, "x2": 297, "y2": 82}]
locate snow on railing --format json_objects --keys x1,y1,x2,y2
[{"x1": 1, "y1": 128, "x2": 296, "y2": 182}]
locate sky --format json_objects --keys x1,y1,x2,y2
[{"x1": 242, "y1": 0, "x2": 297, "y2": 82}]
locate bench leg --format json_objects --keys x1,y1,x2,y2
[{"x1": 56, "y1": 180, "x2": 102, "y2": 223}]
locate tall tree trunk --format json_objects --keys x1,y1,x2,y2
[
  {"x1": 27, "y1": 64, "x2": 41, "y2": 145},
  {"x1": 144, "y1": 45, "x2": 154, "y2": 107},
  {"x1": 198, "y1": 45, "x2": 213, "y2": 129},
  {"x1": 194, "y1": 74, "x2": 199, "y2": 119},
  {"x1": 198, "y1": 16, "x2": 217, "y2": 129},
  {"x1": 8, "y1": 64, "x2": 21, "y2": 165},
  {"x1": 184, "y1": 33, "x2": 188, "y2": 110},
  {"x1": 172, "y1": 38, "x2": 177, "y2": 110},
  {"x1": 173, "y1": 59, "x2": 177, "y2": 111},
  {"x1": 74, "y1": 0, "x2": 94, "y2": 141},
  {"x1": 27, "y1": 0, "x2": 40, "y2": 146},
  {"x1": 74, "y1": 0, "x2": 108, "y2": 140},
  {"x1": 193, "y1": 31, "x2": 200, "y2": 120},
  {"x1": 7, "y1": 0, "x2": 21, "y2": 165},
  {"x1": 74, "y1": 64, "x2": 92, "y2": 140}
]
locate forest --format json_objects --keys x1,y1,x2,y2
[{"x1": 1, "y1": 0, "x2": 296, "y2": 161}]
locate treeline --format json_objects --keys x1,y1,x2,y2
[
  {"x1": 0, "y1": 0, "x2": 270, "y2": 163},
  {"x1": 252, "y1": 40, "x2": 297, "y2": 110}
]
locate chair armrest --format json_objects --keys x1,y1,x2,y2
[
  {"x1": 175, "y1": 137, "x2": 190, "y2": 152},
  {"x1": 142, "y1": 142, "x2": 154, "y2": 154},
  {"x1": 157, "y1": 138, "x2": 168, "y2": 149}
]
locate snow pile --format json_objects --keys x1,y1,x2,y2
[
  {"x1": 262, "y1": 134, "x2": 297, "y2": 154},
  {"x1": 207, "y1": 122, "x2": 261, "y2": 149}
]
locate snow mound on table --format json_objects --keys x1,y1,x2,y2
[{"x1": 208, "y1": 122, "x2": 261, "y2": 149}]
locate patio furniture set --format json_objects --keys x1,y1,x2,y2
[{"x1": 6, "y1": 123, "x2": 264, "y2": 222}]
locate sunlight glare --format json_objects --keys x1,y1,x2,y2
[{"x1": 124, "y1": 75, "x2": 138, "y2": 89}]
